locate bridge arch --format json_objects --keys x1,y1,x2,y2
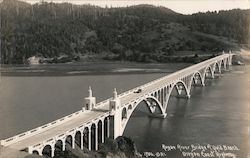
[
  {"x1": 204, "y1": 65, "x2": 214, "y2": 79},
  {"x1": 32, "y1": 150, "x2": 39, "y2": 155},
  {"x1": 103, "y1": 117, "x2": 109, "y2": 140},
  {"x1": 221, "y1": 60, "x2": 226, "y2": 71},
  {"x1": 143, "y1": 96, "x2": 165, "y2": 114},
  {"x1": 42, "y1": 144, "x2": 52, "y2": 157},
  {"x1": 54, "y1": 139, "x2": 64, "y2": 156},
  {"x1": 188, "y1": 71, "x2": 204, "y2": 90},
  {"x1": 66, "y1": 135, "x2": 73, "y2": 148},
  {"x1": 120, "y1": 95, "x2": 165, "y2": 136},
  {"x1": 90, "y1": 123, "x2": 96, "y2": 150},
  {"x1": 83, "y1": 127, "x2": 89, "y2": 149},
  {"x1": 173, "y1": 80, "x2": 189, "y2": 96},
  {"x1": 97, "y1": 120, "x2": 103, "y2": 145},
  {"x1": 75, "y1": 131, "x2": 82, "y2": 148},
  {"x1": 214, "y1": 62, "x2": 221, "y2": 74},
  {"x1": 164, "y1": 80, "x2": 189, "y2": 113}
]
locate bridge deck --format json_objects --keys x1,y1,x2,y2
[
  {"x1": 4, "y1": 54, "x2": 231, "y2": 151},
  {"x1": 9, "y1": 110, "x2": 108, "y2": 150}
]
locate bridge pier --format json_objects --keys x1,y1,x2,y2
[
  {"x1": 80, "y1": 131, "x2": 84, "y2": 150},
  {"x1": 27, "y1": 147, "x2": 33, "y2": 155},
  {"x1": 88, "y1": 130, "x2": 91, "y2": 151},
  {"x1": 51, "y1": 146, "x2": 55, "y2": 157},
  {"x1": 107, "y1": 117, "x2": 110, "y2": 138},
  {"x1": 101, "y1": 122, "x2": 105, "y2": 143},
  {"x1": 149, "y1": 113, "x2": 167, "y2": 118},
  {"x1": 62, "y1": 140, "x2": 66, "y2": 151},
  {"x1": 176, "y1": 94, "x2": 191, "y2": 99},
  {"x1": 95, "y1": 125, "x2": 98, "y2": 150},
  {"x1": 109, "y1": 89, "x2": 122, "y2": 139},
  {"x1": 193, "y1": 83, "x2": 205, "y2": 87},
  {"x1": 206, "y1": 76, "x2": 215, "y2": 79}
]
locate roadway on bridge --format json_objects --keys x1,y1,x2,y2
[{"x1": 8, "y1": 110, "x2": 108, "y2": 150}]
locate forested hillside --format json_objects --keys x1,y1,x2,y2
[{"x1": 0, "y1": 0, "x2": 249, "y2": 64}]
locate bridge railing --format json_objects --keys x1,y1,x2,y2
[{"x1": 0, "y1": 109, "x2": 85, "y2": 146}]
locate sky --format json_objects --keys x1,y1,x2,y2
[{"x1": 21, "y1": 0, "x2": 250, "y2": 14}]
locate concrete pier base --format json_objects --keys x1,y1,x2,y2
[{"x1": 149, "y1": 113, "x2": 167, "y2": 118}]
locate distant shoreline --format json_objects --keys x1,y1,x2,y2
[
  {"x1": 1, "y1": 50, "x2": 249, "y2": 77},
  {"x1": 0, "y1": 61, "x2": 191, "y2": 77}
]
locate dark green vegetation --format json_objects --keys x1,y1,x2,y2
[{"x1": 0, "y1": 0, "x2": 249, "y2": 64}]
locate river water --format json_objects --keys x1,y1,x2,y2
[
  {"x1": 123, "y1": 65, "x2": 249, "y2": 158},
  {"x1": 0, "y1": 64, "x2": 249, "y2": 158}
]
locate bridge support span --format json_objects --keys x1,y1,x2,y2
[
  {"x1": 109, "y1": 53, "x2": 233, "y2": 139},
  {"x1": 26, "y1": 115, "x2": 111, "y2": 157}
]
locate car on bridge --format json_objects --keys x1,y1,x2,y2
[{"x1": 134, "y1": 89, "x2": 142, "y2": 93}]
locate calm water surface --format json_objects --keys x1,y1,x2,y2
[{"x1": 0, "y1": 65, "x2": 249, "y2": 158}]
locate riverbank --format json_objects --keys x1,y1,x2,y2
[
  {"x1": 0, "y1": 61, "x2": 191, "y2": 76},
  {"x1": 1, "y1": 50, "x2": 249, "y2": 76}
]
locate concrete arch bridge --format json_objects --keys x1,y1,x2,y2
[{"x1": 0, "y1": 53, "x2": 233, "y2": 157}]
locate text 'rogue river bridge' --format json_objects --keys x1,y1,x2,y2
[{"x1": 0, "y1": 52, "x2": 234, "y2": 157}]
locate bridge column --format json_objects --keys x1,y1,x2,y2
[
  {"x1": 206, "y1": 65, "x2": 215, "y2": 79},
  {"x1": 88, "y1": 128, "x2": 91, "y2": 151},
  {"x1": 51, "y1": 145, "x2": 55, "y2": 157},
  {"x1": 95, "y1": 124, "x2": 98, "y2": 150},
  {"x1": 28, "y1": 146, "x2": 33, "y2": 155},
  {"x1": 80, "y1": 131, "x2": 84, "y2": 150},
  {"x1": 72, "y1": 135, "x2": 75, "y2": 149},
  {"x1": 39, "y1": 150, "x2": 43, "y2": 156},
  {"x1": 159, "y1": 90, "x2": 162, "y2": 105},
  {"x1": 101, "y1": 120, "x2": 105, "y2": 143},
  {"x1": 109, "y1": 88, "x2": 122, "y2": 139},
  {"x1": 228, "y1": 51, "x2": 232, "y2": 66},
  {"x1": 62, "y1": 139, "x2": 66, "y2": 151},
  {"x1": 107, "y1": 117, "x2": 110, "y2": 138},
  {"x1": 211, "y1": 73, "x2": 215, "y2": 79},
  {"x1": 36, "y1": 149, "x2": 43, "y2": 156}
]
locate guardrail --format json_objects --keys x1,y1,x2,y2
[
  {"x1": 0, "y1": 53, "x2": 232, "y2": 147},
  {"x1": 0, "y1": 109, "x2": 85, "y2": 146}
]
